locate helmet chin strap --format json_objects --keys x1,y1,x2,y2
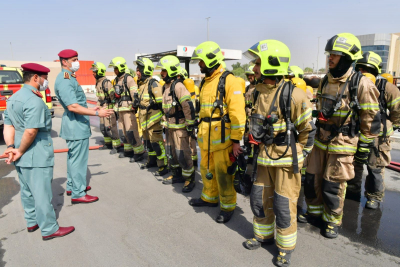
[
  {"x1": 202, "y1": 63, "x2": 221, "y2": 77},
  {"x1": 163, "y1": 74, "x2": 174, "y2": 84}
]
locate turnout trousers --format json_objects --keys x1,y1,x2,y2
[
  {"x1": 143, "y1": 123, "x2": 167, "y2": 167},
  {"x1": 100, "y1": 112, "x2": 121, "y2": 148},
  {"x1": 251, "y1": 165, "x2": 300, "y2": 252},
  {"x1": 166, "y1": 128, "x2": 194, "y2": 179},
  {"x1": 66, "y1": 138, "x2": 89, "y2": 199},
  {"x1": 304, "y1": 146, "x2": 354, "y2": 226},
  {"x1": 351, "y1": 137, "x2": 391, "y2": 202},
  {"x1": 117, "y1": 111, "x2": 144, "y2": 154},
  {"x1": 199, "y1": 146, "x2": 236, "y2": 211},
  {"x1": 15, "y1": 166, "x2": 59, "y2": 236},
  {"x1": 189, "y1": 135, "x2": 198, "y2": 161}
]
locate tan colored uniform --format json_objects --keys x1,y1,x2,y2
[
  {"x1": 351, "y1": 79, "x2": 400, "y2": 201},
  {"x1": 250, "y1": 80, "x2": 315, "y2": 252},
  {"x1": 113, "y1": 74, "x2": 144, "y2": 155},
  {"x1": 96, "y1": 77, "x2": 120, "y2": 148},
  {"x1": 189, "y1": 85, "x2": 200, "y2": 161},
  {"x1": 244, "y1": 83, "x2": 256, "y2": 158},
  {"x1": 304, "y1": 68, "x2": 380, "y2": 226},
  {"x1": 162, "y1": 80, "x2": 196, "y2": 179},
  {"x1": 138, "y1": 78, "x2": 166, "y2": 167}
]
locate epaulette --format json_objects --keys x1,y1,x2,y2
[
  {"x1": 64, "y1": 72, "x2": 70, "y2": 79},
  {"x1": 31, "y1": 89, "x2": 43, "y2": 98},
  {"x1": 71, "y1": 73, "x2": 76, "y2": 78}
]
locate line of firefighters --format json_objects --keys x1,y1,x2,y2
[{"x1": 91, "y1": 32, "x2": 400, "y2": 267}]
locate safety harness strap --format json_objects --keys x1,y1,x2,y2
[{"x1": 376, "y1": 78, "x2": 388, "y2": 139}]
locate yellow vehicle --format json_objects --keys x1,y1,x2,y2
[{"x1": 0, "y1": 65, "x2": 53, "y2": 130}]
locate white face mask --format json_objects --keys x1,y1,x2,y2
[
  {"x1": 70, "y1": 61, "x2": 80, "y2": 72},
  {"x1": 37, "y1": 77, "x2": 48, "y2": 91}
]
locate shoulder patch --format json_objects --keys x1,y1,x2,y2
[
  {"x1": 64, "y1": 72, "x2": 70, "y2": 79},
  {"x1": 71, "y1": 73, "x2": 76, "y2": 78}
]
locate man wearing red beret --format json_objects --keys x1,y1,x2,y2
[
  {"x1": 3, "y1": 63, "x2": 75, "y2": 240},
  {"x1": 55, "y1": 49, "x2": 113, "y2": 204}
]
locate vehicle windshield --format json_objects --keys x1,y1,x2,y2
[{"x1": 0, "y1": 70, "x2": 23, "y2": 84}]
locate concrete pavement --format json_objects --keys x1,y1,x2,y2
[{"x1": 1, "y1": 112, "x2": 400, "y2": 266}]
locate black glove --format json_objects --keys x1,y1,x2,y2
[
  {"x1": 186, "y1": 125, "x2": 194, "y2": 136},
  {"x1": 354, "y1": 143, "x2": 371, "y2": 164}
]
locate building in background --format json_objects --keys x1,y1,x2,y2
[{"x1": 356, "y1": 33, "x2": 400, "y2": 76}]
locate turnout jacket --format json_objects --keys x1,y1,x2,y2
[
  {"x1": 96, "y1": 77, "x2": 113, "y2": 109},
  {"x1": 377, "y1": 79, "x2": 400, "y2": 137},
  {"x1": 162, "y1": 80, "x2": 195, "y2": 129},
  {"x1": 244, "y1": 83, "x2": 256, "y2": 118},
  {"x1": 315, "y1": 67, "x2": 381, "y2": 154},
  {"x1": 138, "y1": 77, "x2": 163, "y2": 130},
  {"x1": 112, "y1": 74, "x2": 138, "y2": 112},
  {"x1": 253, "y1": 80, "x2": 315, "y2": 167}
]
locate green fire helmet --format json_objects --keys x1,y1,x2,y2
[
  {"x1": 245, "y1": 64, "x2": 255, "y2": 75},
  {"x1": 90, "y1": 62, "x2": 106, "y2": 77},
  {"x1": 109, "y1": 57, "x2": 127, "y2": 72},
  {"x1": 190, "y1": 41, "x2": 224, "y2": 68},
  {"x1": 243, "y1": 40, "x2": 291, "y2": 76},
  {"x1": 324, "y1": 33, "x2": 363, "y2": 60},
  {"x1": 178, "y1": 67, "x2": 188, "y2": 79},
  {"x1": 134, "y1": 57, "x2": 154, "y2": 76},
  {"x1": 155, "y1": 55, "x2": 180, "y2": 77},
  {"x1": 356, "y1": 51, "x2": 383, "y2": 74},
  {"x1": 287, "y1": 65, "x2": 304, "y2": 78}
]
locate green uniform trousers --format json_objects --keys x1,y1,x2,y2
[
  {"x1": 15, "y1": 166, "x2": 59, "y2": 236},
  {"x1": 66, "y1": 138, "x2": 89, "y2": 199}
]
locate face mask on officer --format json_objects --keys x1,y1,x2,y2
[{"x1": 36, "y1": 75, "x2": 48, "y2": 91}]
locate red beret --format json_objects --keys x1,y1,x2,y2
[
  {"x1": 21, "y1": 63, "x2": 50, "y2": 75},
  {"x1": 58, "y1": 49, "x2": 78, "y2": 59}
]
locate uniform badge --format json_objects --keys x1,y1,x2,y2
[
  {"x1": 64, "y1": 72, "x2": 70, "y2": 79},
  {"x1": 31, "y1": 90, "x2": 43, "y2": 98},
  {"x1": 71, "y1": 73, "x2": 76, "y2": 78}
]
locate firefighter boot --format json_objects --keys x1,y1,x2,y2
[
  {"x1": 140, "y1": 156, "x2": 157, "y2": 169},
  {"x1": 365, "y1": 199, "x2": 379, "y2": 209},
  {"x1": 119, "y1": 150, "x2": 133, "y2": 159},
  {"x1": 116, "y1": 146, "x2": 124, "y2": 157},
  {"x1": 297, "y1": 212, "x2": 321, "y2": 225},
  {"x1": 99, "y1": 144, "x2": 112, "y2": 150},
  {"x1": 163, "y1": 168, "x2": 184, "y2": 184},
  {"x1": 216, "y1": 210, "x2": 234, "y2": 223},
  {"x1": 243, "y1": 238, "x2": 274, "y2": 250},
  {"x1": 155, "y1": 166, "x2": 169, "y2": 176},
  {"x1": 323, "y1": 222, "x2": 339, "y2": 239},
  {"x1": 131, "y1": 153, "x2": 144, "y2": 163},
  {"x1": 275, "y1": 251, "x2": 292, "y2": 267},
  {"x1": 109, "y1": 146, "x2": 119, "y2": 155},
  {"x1": 182, "y1": 172, "x2": 196, "y2": 193},
  {"x1": 188, "y1": 198, "x2": 218, "y2": 207}
]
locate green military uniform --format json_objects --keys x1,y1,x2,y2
[
  {"x1": 55, "y1": 69, "x2": 91, "y2": 199},
  {"x1": 4, "y1": 84, "x2": 59, "y2": 236}
]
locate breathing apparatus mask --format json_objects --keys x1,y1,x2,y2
[{"x1": 248, "y1": 114, "x2": 278, "y2": 144}]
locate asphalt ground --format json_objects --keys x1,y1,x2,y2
[{"x1": 0, "y1": 103, "x2": 400, "y2": 267}]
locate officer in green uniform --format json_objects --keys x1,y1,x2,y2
[
  {"x1": 3, "y1": 63, "x2": 74, "y2": 240},
  {"x1": 55, "y1": 49, "x2": 113, "y2": 204}
]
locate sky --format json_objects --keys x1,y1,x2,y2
[{"x1": 1, "y1": 0, "x2": 399, "y2": 73}]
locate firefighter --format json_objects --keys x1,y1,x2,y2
[
  {"x1": 108, "y1": 57, "x2": 144, "y2": 163},
  {"x1": 188, "y1": 41, "x2": 246, "y2": 224},
  {"x1": 347, "y1": 52, "x2": 400, "y2": 209},
  {"x1": 242, "y1": 40, "x2": 315, "y2": 266},
  {"x1": 299, "y1": 33, "x2": 381, "y2": 239},
  {"x1": 91, "y1": 62, "x2": 122, "y2": 154},
  {"x1": 243, "y1": 64, "x2": 257, "y2": 161},
  {"x1": 135, "y1": 58, "x2": 168, "y2": 176},
  {"x1": 287, "y1": 65, "x2": 304, "y2": 79},
  {"x1": 157, "y1": 57, "x2": 196, "y2": 192},
  {"x1": 178, "y1": 68, "x2": 199, "y2": 166}
]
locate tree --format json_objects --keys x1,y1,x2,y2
[
  {"x1": 318, "y1": 68, "x2": 326, "y2": 73},
  {"x1": 230, "y1": 62, "x2": 248, "y2": 79},
  {"x1": 304, "y1": 67, "x2": 313, "y2": 73}
]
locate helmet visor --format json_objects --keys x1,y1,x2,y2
[
  {"x1": 108, "y1": 60, "x2": 115, "y2": 68},
  {"x1": 243, "y1": 42, "x2": 260, "y2": 61},
  {"x1": 155, "y1": 61, "x2": 166, "y2": 69},
  {"x1": 324, "y1": 51, "x2": 343, "y2": 56},
  {"x1": 190, "y1": 58, "x2": 201, "y2": 65}
]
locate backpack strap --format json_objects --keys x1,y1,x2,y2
[
  {"x1": 376, "y1": 78, "x2": 388, "y2": 139},
  {"x1": 215, "y1": 71, "x2": 232, "y2": 143}
]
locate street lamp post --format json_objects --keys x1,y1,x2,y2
[
  {"x1": 206, "y1": 17, "x2": 210, "y2": 41},
  {"x1": 317, "y1": 36, "x2": 321, "y2": 74},
  {"x1": 312, "y1": 63, "x2": 314, "y2": 74}
]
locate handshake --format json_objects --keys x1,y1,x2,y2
[{"x1": 92, "y1": 106, "x2": 114, "y2": 118}]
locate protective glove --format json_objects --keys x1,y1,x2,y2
[
  {"x1": 354, "y1": 143, "x2": 371, "y2": 164},
  {"x1": 186, "y1": 125, "x2": 194, "y2": 136}
]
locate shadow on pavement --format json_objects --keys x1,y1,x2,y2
[{"x1": 51, "y1": 177, "x2": 67, "y2": 219}]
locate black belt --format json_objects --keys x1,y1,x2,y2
[
  {"x1": 317, "y1": 123, "x2": 351, "y2": 136},
  {"x1": 120, "y1": 96, "x2": 131, "y2": 101},
  {"x1": 139, "y1": 104, "x2": 160, "y2": 110},
  {"x1": 200, "y1": 114, "x2": 231, "y2": 144},
  {"x1": 165, "y1": 110, "x2": 184, "y2": 119}
]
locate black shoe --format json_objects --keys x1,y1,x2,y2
[
  {"x1": 130, "y1": 153, "x2": 144, "y2": 163},
  {"x1": 119, "y1": 151, "x2": 132, "y2": 158},
  {"x1": 323, "y1": 222, "x2": 339, "y2": 239},
  {"x1": 365, "y1": 199, "x2": 379, "y2": 209},
  {"x1": 188, "y1": 198, "x2": 218, "y2": 207},
  {"x1": 155, "y1": 166, "x2": 168, "y2": 176},
  {"x1": 243, "y1": 238, "x2": 274, "y2": 250},
  {"x1": 297, "y1": 212, "x2": 320, "y2": 224},
  {"x1": 163, "y1": 175, "x2": 185, "y2": 184},
  {"x1": 99, "y1": 144, "x2": 112, "y2": 150},
  {"x1": 140, "y1": 161, "x2": 158, "y2": 169},
  {"x1": 109, "y1": 147, "x2": 118, "y2": 155},
  {"x1": 275, "y1": 251, "x2": 292, "y2": 266},
  {"x1": 216, "y1": 210, "x2": 234, "y2": 223}
]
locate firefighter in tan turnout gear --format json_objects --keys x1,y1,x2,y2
[
  {"x1": 242, "y1": 40, "x2": 316, "y2": 267},
  {"x1": 157, "y1": 56, "x2": 196, "y2": 192},
  {"x1": 188, "y1": 41, "x2": 246, "y2": 224},
  {"x1": 109, "y1": 57, "x2": 145, "y2": 162},
  {"x1": 91, "y1": 62, "x2": 122, "y2": 154},
  {"x1": 299, "y1": 33, "x2": 381, "y2": 239},
  {"x1": 346, "y1": 51, "x2": 400, "y2": 209},
  {"x1": 243, "y1": 64, "x2": 257, "y2": 162},
  {"x1": 135, "y1": 58, "x2": 168, "y2": 176}
]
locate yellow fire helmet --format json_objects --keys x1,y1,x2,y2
[
  {"x1": 356, "y1": 51, "x2": 383, "y2": 74},
  {"x1": 109, "y1": 57, "x2": 127, "y2": 72},
  {"x1": 306, "y1": 85, "x2": 314, "y2": 95},
  {"x1": 381, "y1": 73, "x2": 394, "y2": 84},
  {"x1": 291, "y1": 77, "x2": 307, "y2": 92},
  {"x1": 191, "y1": 41, "x2": 224, "y2": 68},
  {"x1": 159, "y1": 79, "x2": 165, "y2": 86},
  {"x1": 236, "y1": 77, "x2": 246, "y2": 93},
  {"x1": 90, "y1": 62, "x2": 106, "y2": 77},
  {"x1": 183, "y1": 78, "x2": 195, "y2": 98},
  {"x1": 324, "y1": 33, "x2": 363, "y2": 60},
  {"x1": 363, "y1": 73, "x2": 376, "y2": 84},
  {"x1": 287, "y1": 66, "x2": 304, "y2": 78}
]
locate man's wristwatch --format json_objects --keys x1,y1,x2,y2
[
  {"x1": 95, "y1": 110, "x2": 99, "y2": 116},
  {"x1": 7, "y1": 144, "x2": 15, "y2": 148}
]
